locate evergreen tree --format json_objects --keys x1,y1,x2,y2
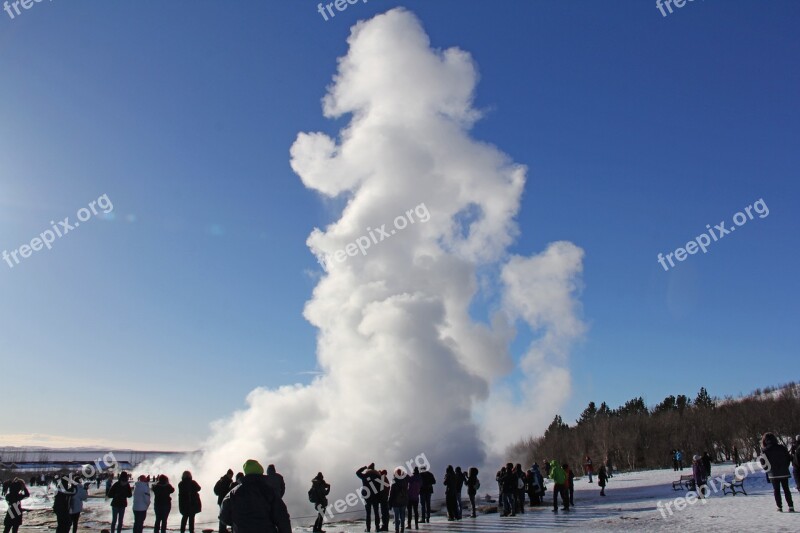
[{"x1": 694, "y1": 387, "x2": 715, "y2": 409}]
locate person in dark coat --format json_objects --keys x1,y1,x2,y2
[
  {"x1": 692, "y1": 455, "x2": 707, "y2": 498},
  {"x1": 53, "y1": 477, "x2": 76, "y2": 533},
  {"x1": 214, "y1": 470, "x2": 235, "y2": 533},
  {"x1": 598, "y1": 465, "x2": 608, "y2": 496},
  {"x1": 388, "y1": 469, "x2": 409, "y2": 533},
  {"x1": 514, "y1": 464, "x2": 526, "y2": 514},
  {"x1": 178, "y1": 471, "x2": 202, "y2": 533},
  {"x1": 760, "y1": 432, "x2": 795, "y2": 512},
  {"x1": 3, "y1": 478, "x2": 30, "y2": 533},
  {"x1": 309, "y1": 472, "x2": 330, "y2": 533},
  {"x1": 151, "y1": 475, "x2": 174, "y2": 533},
  {"x1": 702, "y1": 452, "x2": 712, "y2": 477},
  {"x1": 406, "y1": 467, "x2": 422, "y2": 529},
  {"x1": 418, "y1": 466, "x2": 435, "y2": 524},
  {"x1": 108, "y1": 472, "x2": 133, "y2": 533},
  {"x1": 454, "y1": 467, "x2": 464, "y2": 519},
  {"x1": 495, "y1": 467, "x2": 505, "y2": 510},
  {"x1": 465, "y1": 467, "x2": 479, "y2": 518},
  {"x1": 219, "y1": 460, "x2": 292, "y2": 533},
  {"x1": 789, "y1": 435, "x2": 800, "y2": 495},
  {"x1": 443, "y1": 466, "x2": 458, "y2": 521},
  {"x1": 356, "y1": 464, "x2": 381, "y2": 532},
  {"x1": 379, "y1": 470, "x2": 391, "y2": 531},
  {"x1": 501, "y1": 463, "x2": 517, "y2": 517},
  {"x1": 563, "y1": 464, "x2": 575, "y2": 507},
  {"x1": 265, "y1": 465, "x2": 286, "y2": 498}
]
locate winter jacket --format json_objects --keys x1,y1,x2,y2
[
  {"x1": 309, "y1": 478, "x2": 330, "y2": 507},
  {"x1": 108, "y1": 481, "x2": 133, "y2": 508},
  {"x1": 761, "y1": 441, "x2": 792, "y2": 480},
  {"x1": 152, "y1": 481, "x2": 175, "y2": 507},
  {"x1": 566, "y1": 468, "x2": 574, "y2": 488},
  {"x1": 219, "y1": 474, "x2": 291, "y2": 533},
  {"x1": 214, "y1": 476, "x2": 235, "y2": 506},
  {"x1": 549, "y1": 462, "x2": 566, "y2": 485},
  {"x1": 584, "y1": 458, "x2": 593, "y2": 474},
  {"x1": 443, "y1": 470, "x2": 458, "y2": 495},
  {"x1": 53, "y1": 483, "x2": 75, "y2": 515},
  {"x1": 454, "y1": 469, "x2": 465, "y2": 494},
  {"x1": 388, "y1": 478, "x2": 409, "y2": 508},
  {"x1": 692, "y1": 462, "x2": 707, "y2": 486},
  {"x1": 356, "y1": 467, "x2": 382, "y2": 502},
  {"x1": 419, "y1": 471, "x2": 436, "y2": 495},
  {"x1": 70, "y1": 484, "x2": 88, "y2": 514},
  {"x1": 4, "y1": 482, "x2": 29, "y2": 526},
  {"x1": 598, "y1": 467, "x2": 608, "y2": 488},
  {"x1": 178, "y1": 479, "x2": 202, "y2": 515},
  {"x1": 407, "y1": 473, "x2": 422, "y2": 502},
  {"x1": 701, "y1": 454, "x2": 712, "y2": 476},
  {"x1": 133, "y1": 481, "x2": 151, "y2": 512},
  {"x1": 265, "y1": 466, "x2": 286, "y2": 499},
  {"x1": 465, "y1": 474, "x2": 480, "y2": 496}
]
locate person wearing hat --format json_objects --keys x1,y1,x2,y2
[
  {"x1": 214, "y1": 470, "x2": 235, "y2": 533},
  {"x1": 219, "y1": 460, "x2": 292, "y2": 533},
  {"x1": 132, "y1": 475, "x2": 151, "y2": 533},
  {"x1": 309, "y1": 472, "x2": 330, "y2": 533}
]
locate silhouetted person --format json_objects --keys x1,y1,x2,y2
[
  {"x1": 214, "y1": 469, "x2": 235, "y2": 533},
  {"x1": 309, "y1": 472, "x2": 330, "y2": 533},
  {"x1": 3, "y1": 478, "x2": 30, "y2": 533},
  {"x1": 265, "y1": 464, "x2": 286, "y2": 498},
  {"x1": 465, "y1": 467, "x2": 479, "y2": 518},
  {"x1": 151, "y1": 475, "x2": 174, "y2": 533},
  {"x1": 406, "y1": 467, "x2": 422, "y2": 529},
  {"x1": 108, "y1": 472, "x2": 132, "y2": 533},
  {"x1": 388, "y1": 469, "x2": 409, "y2": 533},
  {"x1": 418, "y1": 466, "x2": 435, "y2": 523},
  {"x1": 443, "y1": 466, "x2": 458, "y2": 521},
  {"x1": 760, "y1": 432, "x2": 795, "y2": 512},
  {"x1": 178, "y1": 471, "x2": 201, "y2": 533},
  {"x1": 356, "y1": 464, "x2": 381, "y2": 532}
]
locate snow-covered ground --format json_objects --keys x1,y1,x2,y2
[{"x1": 3, "y1": 462, "x2": 798, "y2": 531}]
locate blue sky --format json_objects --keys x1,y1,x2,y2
[{"x1": 0, "y1": 0, "x2": 798, "y2": 450}]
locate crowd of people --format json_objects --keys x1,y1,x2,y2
[{"x1": 2, "y1": 433, "x2": 799, "y2": 533}]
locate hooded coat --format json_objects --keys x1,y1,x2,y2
[
  {"x1": 548, "y1": 462, "x2": 566, "y2": 485},
  {"x1": 761, "y1": 434, "x2": 792, "y2": 480},
  {"x1": 219, "y1": 474, "x2": 292, "y2": 533}
]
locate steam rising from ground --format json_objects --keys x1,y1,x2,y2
[{"x1": 143, "y1": 8, "x2": 585, "y2": 519}]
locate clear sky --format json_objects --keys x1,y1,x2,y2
[{"x1": 1, "y1": 0, "x2": 798, "y2": 451}]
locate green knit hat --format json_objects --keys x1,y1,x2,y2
[{"x1": 243, "y1": 459, "x2": 264, "y2": 475}]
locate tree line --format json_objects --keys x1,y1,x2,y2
[{"x1": 508, "y1": 382, "x2": 800, "y2": 474}]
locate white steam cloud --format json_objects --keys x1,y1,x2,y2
[{"x1": 142, "y1": 7, "x2": 585, "y2": 521}]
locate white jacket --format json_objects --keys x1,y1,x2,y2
[
  {"x1": 70, "y1": 484, "x2": 88, "y2": 514},
  {"x1": 133, "y1": 481, "x2": 151, "y2": 511}
]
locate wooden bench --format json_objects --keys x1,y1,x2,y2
[
  {"x1": 672, "y1": 474, "x2": 695, "y2": 491},
  {"x1": 722, "y1": 476, "x2": 747, "y2": 495}
]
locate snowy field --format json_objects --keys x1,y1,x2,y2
[{"x1": 3, "y1": 461, "x2": 798, "y2": 532}]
